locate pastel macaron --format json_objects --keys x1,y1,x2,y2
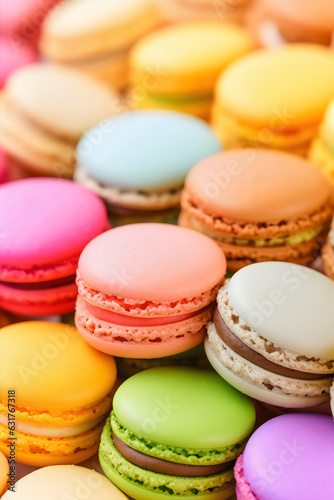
[
  {"x1": 161, "y1": 0, "x2": 253, "y2": 24},
  {"x1": 0, "y1": 451, "x2": 9, "y2": 497},
  {"x1": 248, "y1": 0, "x2": 334, "y2": 47},
  {"x1": 309, "y1": 98, "x2": 334, "y2": 184},
  {"x1": 100, "y1": 366, "x2": 256, "y2": 500},
  {"x1": 212, "y1": 44, "x2": 334, "y2": 155},
  {"x1": 0, "y1": 63, "x2": 118, "y2": 178},
  {"x1": 235, "y1": 414, "x2": 334, "y2": 500},
  {"x1": 129, "y1": 22, "x2": 254, "y2": 120},
  {"x1": 0, "y1": 322, "x2": 117, "y2": 466},
  {"x1": 75, "y1": 111, "x2": 221, "y2": 224},
  {"x1": 206, "y1": 262, "x2": 334, "y2": 408},
  {"x1": 179, "y1": 150, "x2": 332, "y2": 273},
  {"x1": 0, "y1": 178, "x2": 109, "y2": 317},
  {"x1": 322, "y1": 217, "x2": 334, "y2": 280},
  {"x1": 0, "y1": 38, "x2": 37, "y2": 89},
  {"x1": 2, "y1": 465, "x2": 127, "y2": 499},
  {"x1": 75, "y1": 223, "x2": 226, "y2": 357},
  {"x1": 40, "y1": 0, "x2": 161, "y2": 90}
]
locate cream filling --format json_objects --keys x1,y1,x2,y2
[{"x1": 0, "y1": 413, "x2": 106, "y2": 438}]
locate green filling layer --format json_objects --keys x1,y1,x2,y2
[
  {"x1": 111, "y1": 413, "x2": 245, "y2": 466},
  {"x1": 100, "y1": 419, "x2": 234, "y2": 496}
]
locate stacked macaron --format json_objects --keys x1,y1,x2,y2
[
  {"x1": 75, "y1": 223, "x2": 226, "y2": 357},
  {"x1": 100, "y1": 367, "x2": 256, "y2": 500},
  {"x1": 0, "y1": 178, "x2": 109, "y2": 316},
  {"x1": 179, "y1": 150, "x2": 333, "y2": 273},
  {"x1": 0, "y1": 64, "x2": 118, "y2": 178},
  {"x1": 212, "y1": 44, "x2": 334, "y2": 155},
  {"x1": 129, "y1": 22, "x2": 254, "y2": 119},
  {"x1": 75, "y1": 111, "x2": 221, "y2": 224},
  {"x1": 309, "y1": 99, "x2": 334, "y2": 183},
  {"x1": 206, "y1": 262, "x2": 334, "y2": 408},
  {"x1": 40, "y1": 0, "x2": 161, "y2": 90},
  {"x1": 0, "y1": 322, "x2": 117, "y2": 466}
]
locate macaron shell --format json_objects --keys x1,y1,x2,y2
[
  {"x1": 6, "y1": 64, "x2": 118, "y2": 141},
  {"x1": 216, "y1": 45, "x2": 334, "y2": 128},
  {"x1": 0, "y1": 0, "x2": 59, "y2": 35},
  {"x1": 228, "y1": 262, "x2": 334, "y2": 359},
  {"x1": 2, "y1": 465, "x2": 128, "y2": 499},
  {"x1": 0, "y1": 178, "x2": 108, "y2": 273},
  {"x1": 78, "y1": 224, "x2": 226, "y2": 301},
  {"x1": 184, "y1": 150, "x2": 331, "y2": 223},
  {"x1": 77, "y1": 111, "x2": 221, "y2": 190},
  {"x1": 113, "y1": 367, "x2": 255, "y2": 449},
  {"x1": 242, "y1": 414, "x2": 334, "y2": 500},
  {"x1": 0, "y1": 322, "x2": 117, "y2": 410}
]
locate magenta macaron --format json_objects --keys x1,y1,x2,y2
[
  {"x1": 0, "y1": 178, "x2": 109, "y2": 316},
  {"x1": 235, "y1": 413, "x2": 334, "y2": 500}
]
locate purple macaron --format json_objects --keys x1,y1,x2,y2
[{"x1": 235, "y1": 413, "x2": 334, "y2": 500}]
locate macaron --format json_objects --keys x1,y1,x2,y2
[
  {"x1": 309, "y1": 98, "x2": 334, "y2": 184},
  {"x1": 161, "y1": 0, "x2": 253, "y2": 24},
  {"x1": 179, "y1": 150, "x2": 333, "y2": 273},
  {"x1": 0, "y1": 322, "x2": 117, "y2": 466},
  {"x1": 129, "y1": 22, "x2": 254, "y2": 120},
  {"x1": 0, "y1": 38, "x2": 37, "y2": 89},
  {"x1": 0, "y1": 63, "x2": 119, "y2": 178},
  {"x1": 100, "y1": 366, "x2": 256, "y2": 500},
  {"x1": 331, "y1": 382, "x2": 334, "y2": 417},
  {"x1": 206, "y1": 262, "x2": 334, "y2": 408},
  {"x1": 322, "y1": 217, "x2": 334, "y2": 280},
  {"x1": 2, "y1": 465, "x2": 127, "y2": 499},
  {"x1": 0, "y1": 178, "x2": 109, "y2": 317},
  {"x1": 40, "y1": 0, "x2": 161, "y2": 90},
  {"x1": 212, "y1": 44, "x2": 334, "y2": 155},
  {"x1": 75, "y1": 111, "x2": 221, "y2": 225},
  {"x1": 0, "y1": 150, "x2": 9, "y2": 184},
  {"x1": 75, "y1": 223, "x2": 226, "y2": 357},
  {"x1": 234, "y1": 414, "x2": 334, "y2": 500},
  {"x1": 0, "y1": 451, "x2": 9, "y2": 497},
  {"x1": 248, "y1": 0, "x2": 334, "y2": 47}
]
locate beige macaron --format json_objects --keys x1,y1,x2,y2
[
  {"x1": 0, "y1": 64, "x2": 119, "y2": 178},
  {"x1": 160, "y1": 0, "x2": 253, "y2": 24},
  {"x1": 40, "y1": 0, "x2": 162, "y2": 90}
]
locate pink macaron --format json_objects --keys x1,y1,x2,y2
[
  {"x1": 0, "y1": 37, "x2": 37, "y2": 88},
  {"x1": 0, "y1": 178, "x2": 109, "y2": 316},
  {"x1": 0, "y1": 149, "x2": 9, "y2": 183},
  {"x1": 75, "y1": 223, "x2": 226, "y2": 358}
]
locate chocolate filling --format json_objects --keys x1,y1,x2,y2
[
  {"x1": 213, "y1": 308, "x2": 326, "y2": 380},
  {"x1": 113, "y1": 433, "x2": 234, "y2": 477}
]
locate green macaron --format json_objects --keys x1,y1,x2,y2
[{"x1": 99, "y1": 366, "x2": 255, "y2": 500}]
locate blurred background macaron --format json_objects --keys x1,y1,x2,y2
[
  {"x1": 309, "y1": 99, "x2": 334, "y2": 185},
  {"x1": 0, "y1": 63, "x2": 119, "y2": 179},
  {"x1": 212, "y1": 44, "x2": 334, "y2": 155},
  {"x1": 100, "y1": 367, "x2": 256, "y2": 500},
  {"x1": 0, "y1": 322, "x2": 117, "y2": 466},
  {"x1": 0, "y1": 451, "x2": 9, "y2": 497},
  {"x1": 129, "y1": 22, "x2": 254, "y2": 120},
  {"x1": 2, "y1": 465, "x2": 128, "y2": 499},
  {"x1": 75, "y1": 111, "x2": 221, "y2": 225},
  {"x1": 0, "y1": 38, "x2": 37, "y2": 89},
  {"x1": 206, "y1": 262, "x2": 334, "y2": 408},
  {"x1": 75, "y1": 223, "x2": 226, "y2": 357},
  {"x1": 234, "y1": 414, "x2": 334, "y2": 500},
  {"x1": 179, "y1": 150, "x2": 332, "y2": 273},
  {"x1": 0, "y1": 178, "x2": 109, "y2": 317},
  {"x1": 0, "y1": 149, "x2": 9, "y2": 184},
  {"x1": 40, "y1": 0, "x2": 162, "y2": 90},
  {"x1": 248, "y1": 0, "x2": 334, "y2": 47},
  {"x1": 322, "y1": 217, "x2": 334, "y2": 280},
  {"x1": 160, "y1": 0, "x2": 254, "y2": 24}
]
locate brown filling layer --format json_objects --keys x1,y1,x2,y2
[
  {"x1": 113, "y1": 434, "x2": 234, "y2": 477},
  {"x1": 213, "y1": 309, "x2": 326, "y2": 380}
]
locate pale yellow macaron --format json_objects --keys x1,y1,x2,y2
[
  {"x1": 309, "y1": 99, "x2": 334, "y2": 183},
  {"x1": 129, "y1": 22, "x2": 254, "y2": 120},
  {"x1": 40, "y1": 0, "x2": 162, "y2": 90},
  {"x1": 213, "y1": 44, "x2": 334, "y2": 155},
  {"x1": 0, "y1": 63, "x2": 119, "y2": 178},
  {"x1": 160, "y1": 0, "x2": 253, "y2": 24}
]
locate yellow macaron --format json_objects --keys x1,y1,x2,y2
[
  {"x1": 309, "y1": 99, "x2": 334, "y2": 183},
  {"x1": 40, "y1": 0, "x2": 162, "y2": 90},
  {"x1": 129, "y1": 22, "x2": 254, "y2": 119},
  {"x1": 213, "y1": 44, "x2": 334, "y2": 155},
  {"x1": 0, "y1": 322, "x2": 117, "y2": 467}
]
